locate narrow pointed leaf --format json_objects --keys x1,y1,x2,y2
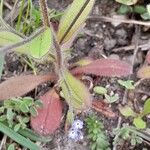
[
  {"x1": 0, "y1": 122, "x2": 40, "y2": 150},
  {"x1": 31, "y1": 89, "x2": 63, "y2": 135},
  {"x1": 61, "y1": 70, "x2": 92, "y2": 110},
  {"x1": 57, "y1": 0, "x2": 95, "y2": 44},
  {"x1": 18, "y1": 127, "x2": 51, "y2": 142},
  {"x1": 0, "y1": 74, "x2": 56, "y2": 100},
  {"x1": 72, "y1": 59, "x2": 132, "y2": 77},
  {"x1": 137, "y1": 66, "x2": 150, "y2": 78},
  {"x1": 141, "y1": 99, "x2": 150, "y2": 116}
]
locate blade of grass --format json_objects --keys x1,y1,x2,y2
[
  {"x1": 0, "y1": 122, "x2": 40, "y2": 150},
  {"x1": 16, "y1": 0, "x2": 25, "y2": 31}
]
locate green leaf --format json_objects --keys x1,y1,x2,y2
[
  {"x1": 93, "y1": 86, "x2": 107, "y2": 95},
  {"x1": 133, "y1": 5, "x2": 146, "y2": 14},
  {"x1": 0, "y1": 28, "x2": 53, "y2": 59},
  {"x1": 133, "y1": 117, "x2": 146, "y2": 129},
  {"x1": 66, "y1": 110, "x2": 74, "y2": 124},
  {"x1": 57, "y1": 0, "x2": 95, "y2": 44},
  {"x1": 0, "y1": 52, "x2": 4, "y2": 78},
  {"x1": 22, "y1": 117, "x2": 30, "y2": 123},
  {"x1": 118, "y1": 79, "x2": 135, "y2": 90},
  {"x1": 0, "y1": 106, "x2": 4, "y2": 113},
  {"x1": 19, "y1": 103, "x2": 29, "y2": 113},
  {"x1": 30, "y1": 106, "x2": 38, "y2": 117},
  {"x1": 141, "y1": 99, "x2": 150, "y2": 116},
  {"x1": 0, "y1": 115, "x2": 6, "y2": 121},
  {"x1": 119, "y1": 105, "x2": 136, "y2": 117},
  {"x1": 0, "y1": 122, "x2": 40, "y2": 150},
  {"x1": 34, "y1": 100, "x2": 43, "y2": 108},
  {"x1": 0, "y1": 29, "x2": 22, "y2": 47},
  {"x1": 118, "y1": 5, "x2": 133, "y2": 14},
  {"x1": 141, "y1": 12, "x2": 150, "y2": 20},
  {"x1": 6, "y1": 109, "x2": 14, "y2": 121},
  {"x1": 16, "y1": 27, "x2": 53, "y2": 59},
  {"x1": 115, "y1": 0, "x2": 138, "y2": 5},
  {"x1": 105, "y1": 94, "x2": 119, "y2": 103},
  {"x1": 18, "y1": 127, "x2": 51, "y2": 142},
  {"x1": 147, "y1": 4, "x2": 150, "y2": 16},
  {"x1": 7, "y1": 144, "x2": 15, "y2": 150},
  {"x1": 60, "y1": 69, "x2": 91, "y2": 110},
  {"x1": 14, "y1": 123, "x2": 21, "y2": 132},
  {"x1": 22, "y1": 97, "x2": 33, "y2": 106}
]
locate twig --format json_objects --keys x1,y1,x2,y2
[
  {"x1": 88, "y1": 16, "x2": 150, "y2": 26},
  {"x1": 0, "y1": 135, "x2": 7, "y2": 150},
  {"x1": 4, "y1": 1, "x2": 12, "y2": 10},
  {"x1": 112, "y1": 41, "x2": 150, "y2": 52},
  {"x1": 135, "y1": 89, "x2": 150, "y2": 97}
]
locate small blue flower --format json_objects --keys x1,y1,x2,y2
[
  {"x1": 72, "y1": 119, "x2": 83, "y2": 130},
  {"x1": 68, "y1": 128, "x2": 84, "y2": 141},
  {"x1": 68, "y1": 128, "x2": 79, "y2": 141}
]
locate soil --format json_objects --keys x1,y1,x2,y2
[{"x1": 1, "y1": 0, "x2": 150, "y2": 150}]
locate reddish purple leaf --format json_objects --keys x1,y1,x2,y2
[
  {"x1": 0, "y1": 74, "x2": 56, "y2": 100},
  {"x1": 71, "y1": 59, "x2": 132, "y2": 77},
  {"x1": 31, "y1": 89, "x2": 63, "y2": 135}
]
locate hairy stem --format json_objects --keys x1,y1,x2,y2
[{"x1": 39, "y1": 0, "x2": 62, "y2": 69}]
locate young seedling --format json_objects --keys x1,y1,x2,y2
[
  {"x1": 118, "y1": 79, "x2": 135, "y2": 90},
  {"x1": 113, "y1": 124, "x2": 143, "y2": 147},
  {"x1": 119, "y1": 98, "x2": 150, "y2": 129},
  {"x1": 0, "y1": 97, "x2": 42, "y2": 131},
  {"x1": 85, "y1": 115, "x2": 110, "y2": 150},
  {"x1": 93, "y1": 86, "x2": 119, "y2": 103}
]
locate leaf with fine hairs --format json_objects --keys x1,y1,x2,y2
[
  {"x1": 0, "y1": 28, "x2": 53, "y2": 59},
  {"x1": 71, "y1": 59, "x2": 132, "y2": 77},
  {"x1": 31, "y1": 89, "x2": 63, "y2": 135},
  {"x1": 0, "y1": 29, "x2": 23, "y2": 47},
  {"x1": 57, "y1": 0, "x2": 95, "y2": 44},
  {"x1": 60, "y1": 69, "x2": 92, "y2": 110},
  {"x1": 17, "y1": 27, "x2": 53, "y2": 59},
  {"x1": 0, "y1": 74, "x2": 56, "y2": 100},
  {"x1": 137, "y1": 66, "x2": 150, "y2": 79}
]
